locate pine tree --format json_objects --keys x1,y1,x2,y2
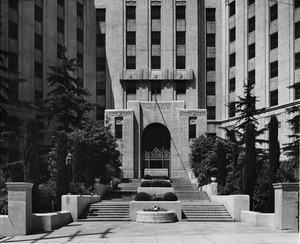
[{"x1": 41, "y1": 47, "x2": 92, "y2": 132}]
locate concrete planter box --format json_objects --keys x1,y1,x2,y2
[
  {"x1": 130, "y1": 201, "x2": 182, "y2": 221},
  {"x1": 241, "y1": 211, "x2": 275, "y2": 228},
  {"x1": 136, "y1": 211, "x2": 177, "y2": 223},
  {"x1": 137, "y1": 187, "x2": 174, "y2": 194}
]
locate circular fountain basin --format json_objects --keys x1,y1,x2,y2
[{"x1": 136, "y1": 210, "x2": 176, "y2": 223}]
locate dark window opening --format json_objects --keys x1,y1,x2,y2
[
  {"x1": 96, "y1": 9, "x2": 106, "y2": 22},
  {"x1": 295, "y1": 21, "x2": 300, "y2": 39},
  {"x1": 126, "y1": 32, "x2": 136, "y2": 45},
  {"x1": 270, "y1": 90, "x2": 278, "y2": 106},
  {"x1": 248, "y1": 0, "x2": 255, "y2": 5},
  {"x1": 229, "y1": 102, "x2": 235, "y2": 118},
  {"x1": 9, "y1": 0, "x2": 18, "y2": 10},
  {"x1": 126, "y1": 6, "x2": 136, "y2": 19},
  {"x1": 57, "y1": 17, "x2": 64, "y2": 33},
  {"x1": 248, "y1": 43, "x2": 255, "y2": 59},
  {"x1": 35, "y1": 90, "x2": 43, "y2": 101},
  {"x1": 229, "y1": 78, "x2": 236, "y2": 92},
  {"x1": 77, "y1": 2, "x2": 83, "y2": 17},
  {"x1": 270, "y1": 61, "x2": 278, "y2": 78},
  {"x1": 115, "y1": 117, "x2": 123, "y2": 139},
  {"x1": 176, "y1": 82, "x2": 186, "y2": 95},
  {"x1": 295, "y1": 52, "x2": 300, "y2": 69},
  {"x1": 34, "y1": 62, "x2": 43, "y2": 79},
  {"x1": 229, "y1": 53, "x2": 236, "y2": 67},
  {"x1": 126, "y1": 82, "x2": 136, "y2": 95},
  {"x1": 96, "y1": 107, "x2": 105, "y2": 121},
  {"x1": 206, "y1": 33, "x2": 216, "y2": 47},
  {"x1": 8, "y1": 21, "x2": 18, "y2": 40},
  {"x1": 270, "y1": 32, "x2": 278, "y2": 50},
  {"x1": 151, "y1": 32, "x2": 161, "y2": 45},
  {"x1": 151, "y1": 6, "x2": 161, "y2": 19},
  {"x1": 126, "y1": 56, "x2": 136, "y2": 69},
  {"x1": 176, "y1": 6, "x2": 186, "y2": 19},
  {"x1": 97, "y1": 33, "x2": 105, "y2": 47},
  {"x1": 57, "y1": 44, "x2": 64, "y2": 59},
  {"x1": 35, "y1": 33, "x2": 43, "y2": 51},
  {"x1": 77, "y1": 53, "x2": 83, "y2": 68},
  {"x1": 189, "y1": 119, "x2": 196, "y2": 140},
  {"x1": 96, "y1": 82, "x2": 105, "y2": 95},
  {"x1": 8, "y1": 53, "x2": 18, "y2": 71},
  {"x1": 229, "y1": 1, "x2": 236, "y2": 17},
  {"x1": 206, "y1": 8, "x2": 215, "y2": 21},
  {"x1": 96, "y1": 57, "x2": 106, "y2": 71},
  {"x1": 248, "y1": 70, "x2": 255, "y2": 85},
  {"x1": 296, "y1": 0, "x2": 300, "y2": 8},
  {"x1": 77, "y1": 28, "x2": 83, "y2": 43},
  {"x1": 230, "y1": 27, "x2": 236, "y2": 43},
  {"x1": 57, "y1": 0, "x2": 64, "y2": 7},
  {"x1": 270, "y1": 4, "x2": 278, "y2": 22},
  {"x1": 151, "y1": 56, "x2": 161, "y2": 69},
  {"x1": 207, "y1": 106, "x2": 216, "y2": 120},
  {"x1": 206, "y1": 82, "x2": 215, "y2": 95},
  {"x1": 35, "y1": 5, "x2": 43, "y2": 22},
  {"x1": 151, "y1": 81, "x2": 161, "y2": 96},
  {"x1": 176, "y1": 32, "x2": 186, "y2": 45},
  {"x1": 176, "y1": 56, "x2": 186, "y2": 69},
  {"x1": 295, "y1": 83, "x2": 300, "y2": 100},
  {"x1": 207, "y1": 58, "x2": 216, "y2": 71},
  {"x1": 248, "y1": 16, "x2": 255, "y2": 33}
]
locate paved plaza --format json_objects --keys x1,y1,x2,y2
[{"x1": 0, "y1": 221, "x2": 298, "y2": 244}]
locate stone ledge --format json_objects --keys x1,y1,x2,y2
[{"x1": 241, "y1": 211, "x2": 275, "y2": 228}]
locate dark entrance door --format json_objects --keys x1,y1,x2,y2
[{"x1": 141, "y1": 123, "x2": 171, "y2": 177}]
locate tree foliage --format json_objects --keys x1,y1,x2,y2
[
  {"x1": 216, "y1": 142, "x2": 227, "y2": 187},
  {"x1": 41, "y1": 47, "x2": 92, "y2": 132}
]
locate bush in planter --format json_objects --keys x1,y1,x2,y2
[
  {"x1": 144, "y1": 174, "x2": 152, "y2": 180},
  {"x1": 162, "y1": 181, "x2": 171, "y2": 187},
  {"x1": 150, "y1": 194, "x2": 164, "y2": 201},
  {"x1": 135, "y1": 192, "x2": 151, "y2": 201},
  {"x1": 151, "y1": 180, "x2": 163, "y2": 187},
  {"x1": 163, "y1": 192, "x2": 178, "y2": 201},
  {"x1": 140, "y1": 181, "x2": 151, "y2": 187}
]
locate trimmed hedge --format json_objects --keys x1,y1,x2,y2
[
  {"x1": 162, "y1": 181, "x2": 171, "y2": 187},
  {"x1": 135, "y1": 192, "x2": 151, "y2": 201},
  {"x1": 151, "y1": 180, "x2": 163, "y2": 187},
  {"x1": 140, "y1": 181, "x2": 151, "y2": 187},
  {"x1": 144, "y1": 174, "x2": 152, "y2": 180},
  {"x1": 163, "y1": 192, "x2": 178, "y2": 201}
]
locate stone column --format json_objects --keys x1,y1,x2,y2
[
  {"x1": 6, "y1": 182, "x2": 33, "y2": 235},
  {"x1": 273, "y1": 183, "x2": 299, "y2": 231}
]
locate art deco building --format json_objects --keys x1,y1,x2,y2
[{"x1": 1, "y1": 0, "x2": 299, "y2": 179}]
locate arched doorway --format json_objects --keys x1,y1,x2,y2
[{"x1": 141, "y1": 123, "x2": 171, "y2": 177}]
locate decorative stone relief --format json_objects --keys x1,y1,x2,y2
[
  {"x1": 106, "y1": 111, "x2": 133, "y2": 118},
  {"x1": 8, "y1": 191, "x2": 25, "y2": 201},
  {"x1": 126, "y1": 0, "x2": 136, "y2": 6},
  {"x1": 151, "y1": 0, "x2": 161, "y2": 5},
  {"x1": 141, "y1": 102, "x2": 172, "y2": 110},
  {"x1": 176, "y1": 0, "x2": 186, "y2": 6},
  {"x1": 179, "y1": 110, "x2": 206, "y2": 116}
]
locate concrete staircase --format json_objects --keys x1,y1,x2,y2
[
  {"x1": 78, "y1": 202, "x2": 130, "y2": 222},
  {"x1": 182, "y1": 202, "x2": 233, "y2": 222},
  {"x1": 172, "y1": 178, "x2": 210, "y2": 202}
]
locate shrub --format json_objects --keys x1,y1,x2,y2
[
  {"x1": 162, "y1": 175, "x2": 170, "y2": 180},
  {"x1": 151, "y1": 180, "x2": 162, "y2": 187},
  {"x1": 144, "y1": 174, "x2": 152, "y2": 180},
  {"x1": 140, "y1": 181, "x2": 151, "y2": 187},
  {"x1": 162, "y1": 181, "x2": 171, "y2": 187},
  {"x1": 150, "y1": 194, "x2": 163, "y2": 201},
  {"x1": 135, "y1": 192, "x2": 150, "y2": 201},
  {"x1": 163, "y1": 192, "x2": 178, "y2": 201},
  {"x1": 69, "y1": 182, "x2": 91, "y2": 195}
]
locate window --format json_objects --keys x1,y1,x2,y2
[
  {"x1": 8, "y1": 21, "x2": 18, "y2": 40},
  {"x1": 229, "y1": 102, "x2": 235, "y2": 118},
  {"x1": 8, "y1": 53, "x2": 18, "y2": 71},
  {"x1": 229, "y1": 53, "x2": 236, "y2": 67},
  {"x1": 248, "y1": 0, "x2": 255, "y2": 5},
  {"x1": 176, "y1": 32, "x2": 186, "y2": 45},
  {"x1": 206, "y1": 82, "x2": 215, "y2": 95},
  {"x1": 207, "y1": 58, "x2": 215, "y2": 71},
  {"x1": 115, "y1": 117, "x2": 123, "y2": 139},
  {"x1": 151, "y1": 56, "x2": 161, "y2": 69},
  {"x1": 176, "y1": 82, "x2": 186, "y2": 95},
  {"x1": 270, "y1": 90, "x2": 278, "y2": 106},
  {"x1": 229, "y1": 77, "x2": 236, "y2": 92},
  {"x1": 151, "y1": 81, "x2": 161, "y2": 96},
  {"x1": 126, "y1": 32, "x2": 136, "y2": 45},
  {"x1": 35, "y1": 33, "x2": 43, "y2": 51},
  {"x1": 57, "y1": 17, "x2": 64, "y2": 33},
  {"x1": 176, "y1": 6, "x2": 186, "y2": 19},
  {"x1": 270, "y1": 4, "x2": 278, "y2": 22},
  {"x1": 35, "y1": 5, "x2": 43, "y2": 22},
  {"x1": 229, "y1": 1, "x2": 236, "y2": 17},
  {"x1": 248, "y1": 43, "x2": 255, "y2": 59},
  {"x1": 77, "y1": 28, "x2": 83, "y2": 43},
  {"x1": 34, "y1": 62, "x2": 43, "y2": 78},
  {"x1": 96, "y1": 107, "x2": 105, "y2": 121},
  {"x1": 296, "y1": 0, "x2": 300, "y2": 9},
  {"x1": 248, "y1": 16, "x2": 255, "y2": 33},
  {"x1": 96, "y1": 57, "x2": 105, "y2": 71},
  {"x1": 151, "y1": 6, "x2": 160, "y2": 19},
  {"x1": 295, "y1": 83, "x2": 300, "y2": 100},
  {"x1": 35, "y1": 90, "x2": 43, "y2": 101},
  {"x1": 97, "y1": 33, "x2": 105, "y2": 47},
  {"x1": 176, "y1": 56, "x2": 185, "y2": 69},
  {"x1": 295, "y1": 21, "x2": 300, "y2": 39},
  {"x1": 270, "y1": 61, "x2": 278, "y2": 78},
  {"x1": 77, "y1": 2, "x2": 83, "y2": 17},
  {"x1": 96, "y1": 9, "x2": 105, "y2": 22},
  {"x1": 9, "y1": 0, "x2": 18, "y2": 10},
  {"x1": 151, "y1": 32, "x2": 161, "y2": 45},
  {"x1": 229, "y1": 27, "x2": 236, "y2": 43},
  {"x1": 126, "y1": 6, "x2": 135, "y2": 19},
  {"x1": 189, "y1": 117, "x2": 197, "y2": 140},
  {"x1": 295, "y1": 52, "x2": 300, "y2": 69},
  {"x1": 248, "y1": 70, "x2": 255, "y2": 85},
  {"x1": 126, "y1": 56, "x2": 136, "y2": 69},
  {"x1": 270, "y1": 32, "x2": 278, "y2": 50},
  {"x1": 126, "y1": 82, "x2": 136, "y2": 95},
  {"x1": 207, "y1": 106, "x2": 216, "y2": 120},
  {"x1": 206, "y1": 8, "x2": 215, "y2": 21},
  {"x1": 57, "y1": 44, "x2": 64, "y2": 59},
  {"x1": 77, "y1": 53, "x2": 83, "y2": 68},
  {"x1": 206, "y1": 33, "x2": 215, "y2": 47},
  {"x1": 96, "y1": 82, "x2": 105, "y2": 95}
]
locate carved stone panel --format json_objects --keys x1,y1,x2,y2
[
  {"x1": 179, "y1": 110, "x2": 206, "y2": 117},
  {"x1": 8, "y1": 190, "x2": 26, "y2": 202}
]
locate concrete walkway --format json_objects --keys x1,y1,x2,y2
[{"x1": 0, "y1": 221, "x2": 298, "y2": 244}]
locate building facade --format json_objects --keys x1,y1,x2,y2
[{"x1": 1, "y1": 0, "x2": 299, "y2": 179}]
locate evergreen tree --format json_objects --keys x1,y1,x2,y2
[
  {"x1": 216, "y1": 141, "x2": 227, "y2": 187},
  {"x1": 72, "y1": 136, "x2": 84, "y2": 183},
  {"x1": 268, "y1": 115, "x2": 280, "y2": 212},
  {"x1": 41, "y1": 47, "x2": 92, "y2": 132}
]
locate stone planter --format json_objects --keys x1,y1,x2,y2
[
  {"x1": 137, "y1": 187, "x2": 174, "y2": 194},
  {"x1": 136, "y1": 211, "x2": 176, "y2": 223}
]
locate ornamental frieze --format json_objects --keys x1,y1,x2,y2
[
  {"x1": 141, "y1": 102, "x2": 172, "y2": 110},
  {"x1": 105, "y1": 111, "x2": 133, "y2": 119},
  {"x1": 8, "y1": 191, "x2": 26, "y2": 201},
  {"x1": 179, "y1": 110, "x2": 206, "y2": 117},
  {"x1": 176, "y1": 0, "x2": 186, "y2": 6},
  {"x1": 126, "y1": 0, "x2": 136, "y2": 6}
]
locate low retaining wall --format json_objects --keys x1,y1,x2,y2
[
  {"x1": 136, "y1": 211, "x2": 177, "y2": 223},
  {"x1": 241, "y1": 211, "x2": 275, "y2": 228},
  {"x1": 61, "y1": 195, "x2": 101, "y2": 221},
  {"x1": 137, "y1": 187, "x2": 174, "y2": 194},
  {"x1": 130, "y1": 201, "x2": 182, "y2": 221},
  {"x1": 32, "y1": 211, "x2": 72, "y2": 232},
  {"x1": 211, "y1": 195, "x2": 249, "y2": 221}
]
